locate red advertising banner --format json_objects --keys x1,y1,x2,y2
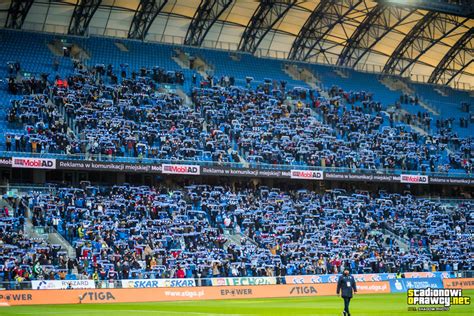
[
  {"x1": 400, "y1": 174, "x2": 429, "y2": 184},
  {"x1": 290, "y1": 170, "x2": 323, "y2": 180},
  {"x1": 442, "y1": 278, "x2": 474, "y2": 290},
  {"x1": 0, "y1": 282, "x2": 391, "y2": 306},
  {"x1": 11, "y1": 157, "x2": 56, "y2": 169},
  {"x1": 161, "y1": 164, "x2": 200, "y2": 175}
]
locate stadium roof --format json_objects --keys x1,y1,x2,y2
[{"x1": 0, "y1": 0, "x2": 473, "y2": 89}]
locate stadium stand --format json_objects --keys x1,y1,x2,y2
[
  {"x1": 0, "y1": 199, "x2": 72, "y2": 284},
  {"x1": 1, "y1": 30, "x2": 471, "y2": 175},
  {"x1": 1, "y1": 28, "x2": 471, "y2": 172},
  {"x1": 0, "y1": 0, "x2": 473, "y2": 314},
  {"x1": 1, "y1": 183, "x2": 467, "y2": 283}
]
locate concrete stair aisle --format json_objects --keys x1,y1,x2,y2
[
  {"x1": 28, "y1": 222, "x2": 79, "y2": 275},
  {"x1": 172, "y1": 48, "x2": 213, "y2": 78},
  {"x1": 283, "y1": 64, "x2": 324, "y2": 91},
  {"x1": 229, "y1": 52, "x2": 241, "y2": 61},
  {"x1": 380, "y1": 76, "x2": 440, "y2": 116},
  {"x1": 386, "y1": 107, "x2": 455, "y2": 157},
  {"x1": 382, "y1": 228, "x2": 410, "y2": 252},
  {"x1": 0, "y1": 195, "x2": 76, "y2": 262},
  {"x1": 434, "y1": 87, "x2": 448, "y2": 97},
  {"x1": 386, "y1": 107, "x2": 430, "y2": 136},
  {"x1": 114, "y1": 42, "x2": 129, "y2": 52},
  {"x1": 17, "y1": 196, "x2": 78, "y2": 259},
  {"x1": 176, "y1": 87, "x2": 191, "y2": 105},
  {"x1": 283, "y1": 64, "x2": 301, "y2": 81},
  {"x1": 333, "y1": 68, "x2": 350, "y2": 79},
  {"x1": 47, "y1": 39, "x2": 90, "y2": 61},
  {"x1": 417, "y1": 100, "x2": 440, "y2": 116},
  {"x1": 224, "y1": 232, "x2": 242, "y2": 247},
  {"x1": 223, "y1": 228, "x2": 257, "y2": 247},
  {"x1": 379, "y1": 76, "x2": 414, "y2": 94},
  {"x1": 402, "y1": 82, "x2": 440, "y2": 116},
  {"x1": 227, "y1": 146, "x2": 247, "y2": 167},
  {"x1": 46, "y1": 227, "x2": 76, "y2": 259}
]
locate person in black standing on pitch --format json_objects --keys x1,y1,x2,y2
[{"x1": 337, "y1": 269, "x2": 357, "y2": 316}]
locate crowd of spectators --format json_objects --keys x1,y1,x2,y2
[
  {"x1": 7, "y1": 94, "x2": 73, "y2": 153},
  {"x1": 0, "y1": 199, "x2": 76, "y2": 284},
  {"x1": 5, "y1": 69, "x2": 242, "y2": 162},
  {"x1": 238, "y1": 187, "x2": 472, "y2": 275},
  {"x1": 4, "y1": 65, "x2": 472, "y2": 173},
  {"x1": 29, "y1": 184, "x2": 251, "y2": 281},
  {"x1": 62, "y1": 71, "x2": 236, "y2": 161},
  {"x1": 92, "y1": 64, "x2": 186, "y2": 86},
  {"x1": 7, "y1": 74, "x2": 49, "y2": 96},
  {"x1": 20, "y1": 183, "x2": 472, "y2": 282},
  {"x1": 193, "y1": 85, "x2": 472, "y2": 173}
]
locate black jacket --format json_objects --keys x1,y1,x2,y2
[{"x1": 337, "y1": 274, "x2": 357, "y2": 298}]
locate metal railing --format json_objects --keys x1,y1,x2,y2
[
  {"x1": 0, "y1": 271, "x2": 472, "y2": 291},
  {"x1": 0, "y1": 183, "x2": 57, "y2": 194},
  {"x1": 4, "y1": 22, "x2": 471, "y2": 92},
  {"x1": 1, "y1": 151, "x2": 472, "y2": 179}
]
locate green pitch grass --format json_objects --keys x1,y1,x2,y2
[{"x1": 2, "y1": 291, "x2": 473, "y2": 316}]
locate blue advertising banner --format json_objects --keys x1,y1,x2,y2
[
  {"x1": 121, "y1": 278, "x2": 196, "y2": 288},
  {"x1": 389, "y1": 277, "x2": 444, "y2": 293},
  {"x1": 285, "y1": 272, "x2": 452, "y2": 284}
]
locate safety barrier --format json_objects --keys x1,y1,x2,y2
[
  {"x1": 0, "y1": 282, "x2": 387, "y2": 306},
  {"x1": 0, "y1": 278, "x2": 472, "y2": 306},
  {"x1": 442, "y1": 278, "x2": 474, "y2": 290},
  {"x1": 0, "y1": 154, "x2": 472, "y2": 185},
  {"x1": 1, "y1": 271, "x2": 469, "y2": 291}
]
